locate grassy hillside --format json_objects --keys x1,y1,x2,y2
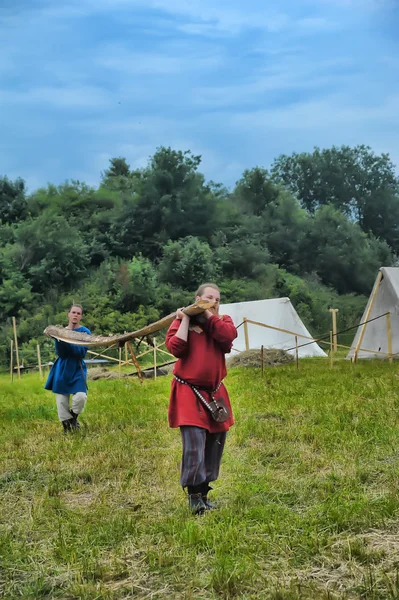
[{"x1": 1, "y1": 360, "x2": 399, "y2": 599}]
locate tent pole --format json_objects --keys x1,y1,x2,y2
[
  {"x1": 353, "y1": 270, "x2": 383, "y2": 362},
  {"x1": 386, "y1": 313, "x2": 393, "y2": 365}
]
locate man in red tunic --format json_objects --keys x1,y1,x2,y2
[{"x1": 165, "y1": 282, "x2": 237, "y2": 514}]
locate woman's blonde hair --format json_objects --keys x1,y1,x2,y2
[{"x1": 195, "y1": 283, "x2": 220, "y2": 298}]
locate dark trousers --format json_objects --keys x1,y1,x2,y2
[{"x1": 180, "y1": 426, "x2": 227, "y2": 488}]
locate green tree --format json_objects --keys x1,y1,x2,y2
[
  {"x1": 0, "y1": 251, "x2": 35, "y2": 318},
  {"x1": 234, "y1": 167, "x2": 280, "y2": 216},
  {"x1": 10, "y1": 213, "x2": 90, "y2": 293},
  {"x1": 114, "y1": 256, "x2": 158, "y2": 312},
  {"x1": 298, "y1": 205, "x2": 393, "y2": 294},
  {"x1": 272, "y1": 145, "x2": 399, "y2": 250},
  {"x1": 28, "y1": 182, "x2": 123, "y2": 265},
  {"x1": 0, "y1": 176, "x2": 28, "y2": 224},
  {"x1": 110, "y1": 147, "x2": 222, "y2": 259},
  {"x1": 261, "y1": 191, "x2": 308, "y2": 272},
  {"x1": 159, "y1": 236, "x2": 219, "y2": 290}
]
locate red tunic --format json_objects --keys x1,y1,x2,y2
[{"x1": 165, "y1": 314, "x2": 237, "y2": 433}]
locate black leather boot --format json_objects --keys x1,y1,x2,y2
[
  {"x1": 62, "y1": 419, "x2": 73, "y2": 433},
  {"x1": 187, "y1": 485, "x2": 206, "y2": 515},
  {"x1": 69, "y1": 410, "x2": 81, "y2": 430},
  {"x1": 201, "y1": 483, "x2": 217, "y2": 510}
]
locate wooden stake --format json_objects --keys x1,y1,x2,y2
[
  {"x1": 37, "y1": 344, "x2": 43, "y2": 379},
  {"x1": 10, "y1": 339, "x2": 14, "y2": 382},
  {"x1": 386, "y1": 312, "x2": 393, "y2": 365},
  {"x1": 12, "y1": 317, "x2": 21, "y2": 379},
  {"x1": 329, "y1": 308, "x2": 339, "y2": 352},
  {"x1": 124, "y1": 333, "x2": 128, "y2": 364},
  {"x1": 260, "y1": 345, "x2": 264, "y2": 377},
  {"x1": 295, "y1": 336, "x2": 299, "y2": 370},
  {"x1": 353, "y1": 270, "x2": 383, "y2": 362},
  {"x1": 119, "y1": 347, "x2": 122, "y2": 378},
  {"x1": 243, "y1": 318, "x2": 250, "y2": 351},
  {"x1": 153, "y1": 337, "x2": 157, "y2": 379},
  {"x1": 330, "y1": 331, "x2": 333, "y2": 369},
  {"x1": 126, "y1": 342, "x2": 143, "y2": 384}
]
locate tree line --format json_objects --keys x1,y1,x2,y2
[{"x1": 0, "y1": 144, "x2": 398, "y2": 367}]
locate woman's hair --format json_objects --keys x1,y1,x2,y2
[{"x1": 195, "y1": 283, "x2": 220, "y2": 298}]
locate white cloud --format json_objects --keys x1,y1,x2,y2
[
  {"x1": 229, "y1": 92, "x2": 399, "y2": 132},
  {"x1": 0, "y1": 86, "x2": 112, "y2": 109},
  {"x1": 191, "y1": 57, "x2": 356, "y2": 109},
  {"x1": 96, "y1": 46, "x2": 224, "y2": 76},
  {"x1": 82, "y1": 0, "x2": 294, "y2": 34}
]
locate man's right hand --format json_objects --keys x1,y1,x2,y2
[{"x1": 176, "y1": 307, "x2": 189, "y2": 320}]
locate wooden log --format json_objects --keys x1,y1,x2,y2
[{"x1": 126, "y1": 342, "x2": 143, "y2": 384}]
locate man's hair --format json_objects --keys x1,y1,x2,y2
[
  {"x1": 195, "y1": 283, "x2": 220, "y2": 298},
  {"x1": 69, "y1": 303, "x2": 83, "y2": 314}
]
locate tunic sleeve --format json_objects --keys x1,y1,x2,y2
[
  {"x1": 205, "y1": 315, "x2": 237, "y2": 353},
  {"x1": 165, "y1": 319, "x2": 189, "y2": 358}
]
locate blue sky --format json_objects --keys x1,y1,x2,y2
[{"x1": 1, "y1": 0, "x2": 398, "y2": 191}]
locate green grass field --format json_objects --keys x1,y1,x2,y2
[{"x1": 1, "y1": 360, "x2": 399, "y2": 599}]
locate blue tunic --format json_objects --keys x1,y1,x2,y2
[{"x1": 45, "y1": 326, "x2": 91, "y2": 395}]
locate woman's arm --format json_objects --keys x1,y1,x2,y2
[{"x1": 165, "y1": 308, "x2": 191, "y2": 358}]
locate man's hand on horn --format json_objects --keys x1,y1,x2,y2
[{"x1": 176, "y1": 307, "x2": 190, "y2": 320}]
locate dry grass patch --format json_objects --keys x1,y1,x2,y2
[{"x1": 228, "y1": 348, "x2": 294, "y2": 368}]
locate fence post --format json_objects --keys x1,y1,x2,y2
[
  {"x1": 153, "y1": 337, "x2": 157, "y2": 379},
  {"x1": 330, "y1": 331, "x2": 333, "y2": 369},
  {"x1": 243, "y1": 318, "x2": 249, "y2": 351},
  {"x1": 260, "y1": 345, "x2": 264, "y2": 377},
  {"x1": 10, "y1": 339, "x2": 14, "y2": 382},
  {"x1": 12, "y1": 317, "x2": 21, "y2": 379},
  {"x1": 329, "y1": 308, "x2": 339, "y2": 352},
  {"x1": 37, "y1": 344, "x2": 43, "y2": 379}
]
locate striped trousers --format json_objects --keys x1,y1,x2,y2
[{"x1": 180, "y1": 426, "x2": 227, "y2": 488}]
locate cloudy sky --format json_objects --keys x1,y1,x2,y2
[{"x1": 1, "y1": 0, "x2": 398, "y2": 191}]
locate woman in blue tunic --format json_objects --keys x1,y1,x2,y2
[{"x1": 45, "y1": 304, "x2": 90, "y2": 432}]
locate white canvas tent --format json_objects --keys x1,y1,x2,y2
[
  {"x1": 219, "y1": 297, "x2": 326, "y2": 357},
  {"x1": 347, "y1": 267, "x2": 399, "y2": 360}
]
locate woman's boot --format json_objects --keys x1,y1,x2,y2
[{"x1": 187, "y1": 485, "x2": 206, "y2": 515}]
